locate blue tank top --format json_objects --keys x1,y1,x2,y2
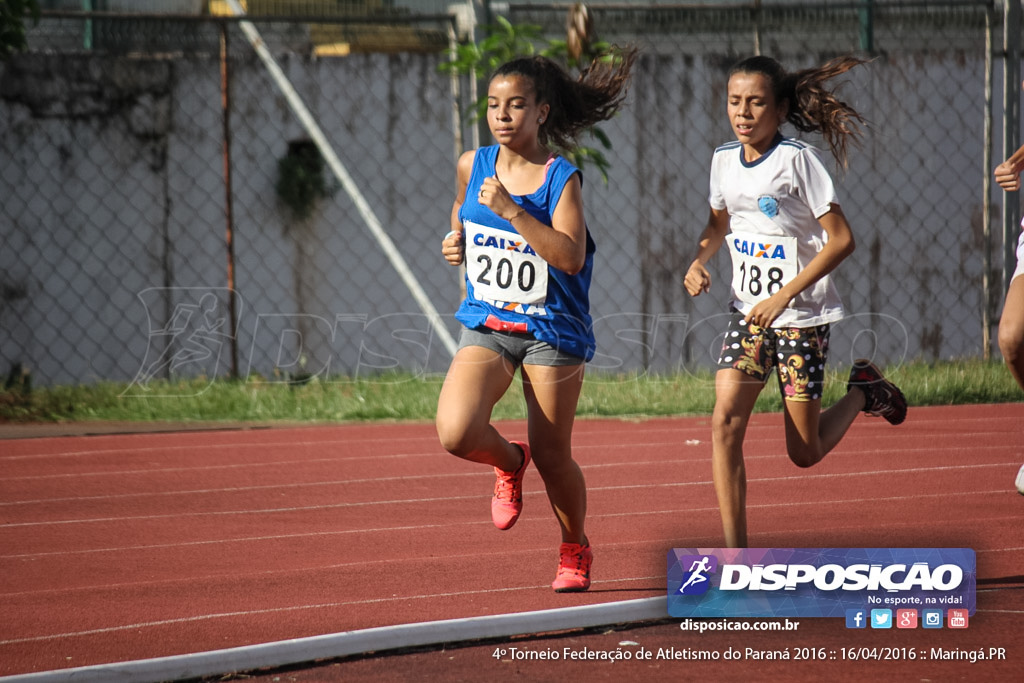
[{"x1": 455, "y1": 145, "x2": 596, "y2": 361}]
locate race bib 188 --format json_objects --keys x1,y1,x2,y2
[
  {"x1": 728, "y1": 231, "x2": 798, "y2": 307},
  {"x1": 465, "y1": 221, "x2": 548, "y2": 307}
]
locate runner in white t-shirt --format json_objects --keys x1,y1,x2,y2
[
  {"x1": 992, "y1": 79, "x2": 1024, "y2": 496},
  {"x1": 684, "y1": 56, "x2": 908, "y2": 548}
]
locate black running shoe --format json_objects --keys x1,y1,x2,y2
[{"x1": 847, "y1": 359, "x2": 908, "y2": 426}]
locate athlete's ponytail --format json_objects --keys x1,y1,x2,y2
[
  {"x1": 491, "y1": 48, "x2": 638, "y2": 154},
  {"x1": 730, "y1": 55, "x2": 868, "y2": 167}
]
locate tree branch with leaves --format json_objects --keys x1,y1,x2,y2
[
  {"x1": 439, "y1": 12, "x2": 628, "y2": 182},
  {"x1": 0, "y1": 0, "x2": 41, "y2": 61}
]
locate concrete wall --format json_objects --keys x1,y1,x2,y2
[{"x1": 0, "y1": 45, "x2": 1002, "y2": 386}]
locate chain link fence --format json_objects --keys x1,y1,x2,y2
[{"x1": 0, "y1": 1, "x2": 1015, "y2": 388}]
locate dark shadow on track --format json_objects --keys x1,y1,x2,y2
[{"x1": 977, "y1": 575, "x2": 1024, "y2": 587}]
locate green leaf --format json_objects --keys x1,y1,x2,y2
[
  {"x1": 434, "y1": 15, "x2": 619, "y2": 178},
  {"x1": 0, "y1": 0, "x2": 41, "y2": 61},
  {"x1": 590, "y1": 128, "x2": 612, "y2": 150}
]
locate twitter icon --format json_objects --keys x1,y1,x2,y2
[{"x1": 870, "y1": 609, "x2": 893, "y2": 629}]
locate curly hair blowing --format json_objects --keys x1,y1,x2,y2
[
  {"x1": 729, "y1": 55, "x2": 868, "y2": 168},
  {"x1": 492, "y1": 48, "x2": 638, "y2": 153}
]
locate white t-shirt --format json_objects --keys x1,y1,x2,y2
[
  {"x1": 1014, "y1": 219, "x2": 1024, "y2": 283},
  {"x1": 709, "y1": 136, "x2": 846, "y2": 327}
]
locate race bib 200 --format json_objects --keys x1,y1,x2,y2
[{"x1": 465, "y1": 221, "x2": 548, "y2": 308}]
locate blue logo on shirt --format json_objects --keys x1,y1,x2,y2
[{"x1": 758, "y1": 195, "x2": 780, "y2": 218}]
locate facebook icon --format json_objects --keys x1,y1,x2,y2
[{"x1": 846, "y1": 609, "x2": 867, "y2": 629}]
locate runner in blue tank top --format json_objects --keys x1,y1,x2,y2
[
  {"x1": 455, "y1": 144, "x2": 596, "y2": 361},
  {"x1": 437, "y1": 51, "x2": 636, "y2": 592}
]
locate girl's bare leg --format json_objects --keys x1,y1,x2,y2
[
  {"x1": 711, "y1": 369, "x2": 764, "y2": 548},
  {"x1": 520, "y1": 362, "x2": 587, "y2": 544}
]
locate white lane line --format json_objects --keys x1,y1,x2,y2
[
  {"x1": 0, "y1": 454, "x2": 718, "y2": 502},
  {"x1": 0, "y1": 578, "x2": 663, "y2": 647},
  {"x1": 0, "y1": 425, "x2": 715, "y2": 462},
  {"x1": 4, "y1": 507, "x2": 1020, "y2": 602},
  {"x1": 2, "y1": 487, "x2": 1015, "y2": 562},
  {"x1": 2, "y1": 462, "x2": 1016, "y2": 529},
  {"x1": 2, "y1": 411, "x2": 1018, "y2": 462},
  {"x1": 2, "y1": 438, "x2": 1015, "y2": 484}
]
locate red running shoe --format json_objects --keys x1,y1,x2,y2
[
  {"x1": 491, "y1": 440, "x2": 530, "y2": 530},
  {"x1": 552, "y1": 542, "x2": 592, "y2": 593}
]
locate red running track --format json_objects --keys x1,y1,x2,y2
[{"x1": 0, "y1": 403, "x2": 1022, "y2": 679}]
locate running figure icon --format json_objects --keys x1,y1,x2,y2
[{"x1": 679, "y1": 556, "x2": 713, "y2": 594}]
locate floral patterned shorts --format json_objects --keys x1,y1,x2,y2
[{"x1": 716, "y1": 309, "x2": 831, "y2": 402}]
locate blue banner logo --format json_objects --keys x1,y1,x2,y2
[{"x1": 667, "y1": 548, "x2": 976, "y2": 618}]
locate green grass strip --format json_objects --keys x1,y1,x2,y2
[{"x1": 1, "y1": 359, "x2": 1020, "y2": 426}]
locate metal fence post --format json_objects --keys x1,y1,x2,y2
[
  {"x1": 220, "y1": 20, "x2": 240, "y2": 379},
  {"x1": 859, "y1": 0, "x2": 875, "y2": 53},
  {"x1": 753, "y1": 0, "x2": 762, "y2": 56},
  {"x1": 985, "y1": 3, "x2": 995, "y2": 359}
]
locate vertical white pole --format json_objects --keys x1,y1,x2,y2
[{"x1": 224, "y1": 1, "x2": 458, "y2": 358}]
